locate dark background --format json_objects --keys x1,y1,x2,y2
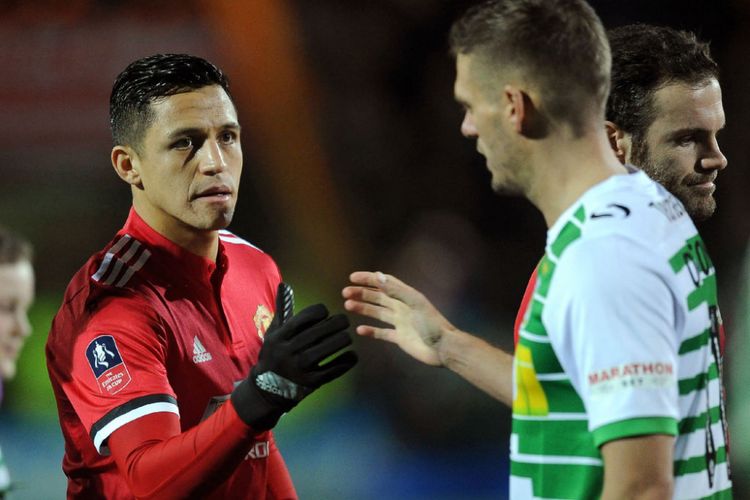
[{"x1": 0, "y1": 1, "x2": 747, "y2": 498}]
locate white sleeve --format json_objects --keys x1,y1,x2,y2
[{"x1": 543, "y1": 235, "x2": 680, "y2": 438}]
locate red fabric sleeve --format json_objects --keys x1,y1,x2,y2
[
  {"x1": 66, "y1": 294, "x2": 175, "y2": 442},
  {"x1": 108, "y1": 399, "x2": 265, "y2": 499},
  {"x1": 266, "y1": 441, "x2": 297, "y2": 500},
  {"x1": 514, "y1": 265, "x2": 539, "y2": 346}
]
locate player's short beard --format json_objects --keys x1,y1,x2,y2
[
  {"x1": 629, "y1": 133, "x2": 650, "y2": 173},
  {"x1": 630, "y1": 138, "x2": 715, "y2": 222},
  {"x1": 489, "y1": 142, "x2": 529, "y2": 197},
  {"x1": 491, "y1": 173, "x2": 525, "y2": 196}
]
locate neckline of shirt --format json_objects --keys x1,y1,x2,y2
[
  {"x1": 120, "y1": 207, "x2": 228, "y2": 289},
  {"x1": 546, "y1": 169, "x2": 647, "y2": 243}
]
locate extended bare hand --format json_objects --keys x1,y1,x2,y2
[{"x1": 342, "y1": 271, "x2": 456, "y2": 366}]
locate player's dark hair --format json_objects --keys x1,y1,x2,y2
[
  {"x1": 0, "y1": 227, "x2": 33, "y2": 265},
  {"x1": 449, "y1": 0, "x2": 610, "y2": 136},
  {"x1": 110, "y1": 54, "x2": 233, "y2": 150},
  {"x1": 607, "y1": 24, "x2": 719, "y2": 154}
]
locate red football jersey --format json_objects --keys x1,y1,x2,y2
[
  {"x1": 46, "y1": 209, "x2": 292, "y2": 498},
  {"x1": 513, "y1": 265, "x2": 538, "y2": 346}
]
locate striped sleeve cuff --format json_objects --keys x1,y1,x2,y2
[
  {"x1": 90, "y1": 394, "x2": 179, "y2": 455},
  {"x1": 592, "y1": 416, "x2": 677, "y2": 448}
]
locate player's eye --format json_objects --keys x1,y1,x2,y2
[
  {"x1": 676, "y1": 135, "x2": 695, "y2": 147},
  {"x1": 219, "y1": 131, "x2": 237, "y2": 144},
  {"x1": 171, "y1": 137, "x2": 193, "y2": 150}
]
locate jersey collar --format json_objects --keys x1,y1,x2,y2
[{"x1": 119, "y1": 207, "x2": 228, "y2": 289}]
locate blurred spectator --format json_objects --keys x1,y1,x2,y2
[
  {"x1": 728, "y1": 239, "x2": 750, "y2": 494},
  {"x1": 0, "y1": 228, "x2": 34, "y2": 495}
]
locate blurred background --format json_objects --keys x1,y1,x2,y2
[{"x1": 0, "y1": 0, "x2": 748, "y2": 498}]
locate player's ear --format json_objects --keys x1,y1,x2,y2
[
  {"x1": 505, "y1": 85, "x2": 547, "y2": 139},
  {"x1": 605, "y1": 121, "x2": 629, "y2": 164},
  {"x1": 111, "y1": 145, "x2": 143, "y2": 189},
  {"x1": 504, "y1": 85, "x2": 526, "y2": 134}
]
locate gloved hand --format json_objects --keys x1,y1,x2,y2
[{"x1": 231, "y1": 283, "x2": 358, "y2": 430}]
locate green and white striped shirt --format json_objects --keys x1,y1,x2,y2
[{"x1": 511, "y1": 171, "x2": 731, "y2": 499}]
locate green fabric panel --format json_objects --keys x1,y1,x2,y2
[
  {"x1": 550, "y1": 221, "x2": 582, "y2": 259},
  {"x1": 517, "y1": 338, "x2": 565, "y2": 374},
  {"x1": 679, "y1": 362, "x2": 719, "y2": 395},
  {"x1": 512, "y1": 418, "x2": 598, "y2": 457},
  {"x1": 679, "y1": 328, "x2": 710, "y2": 355},
  {"x1": 511, "y1": 461, "x2": 603, "y2": 500},
  {"x1": 679, "y1": 406, "x2": 721, "y2": 434},
  {"x1": 687, "y1": 274, "x2": 718, "y2": 310},
  {"x1": 574, "y1": 205, "x2": 586, "y2": 223},
  {"x1": 673, "y1": 445, "x2": 727, "y2": 476},
  {"x1": 536, "y1": 255, "x2": 556, "y2": 297},
  {"x1": 591, "y1": 416, "x2": 677, "y2": 447},
  {"x1": 669, "y1": 234, "x2": 702, "y2": 273},
  {"x1": 523, "y1": 299, "x2": 548, "y2": 337},
  {"x1": 669, "y1": 241, "x2": 689, "y2": 273},
  {"x1": 541, "y1": 379, "x2": 587, "y2": 413}
]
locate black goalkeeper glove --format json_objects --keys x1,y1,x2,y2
[{"x1": 231, "y1": 283, "x2": 358, "y2": 430}]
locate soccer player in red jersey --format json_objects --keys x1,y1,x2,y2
[
  {"x1": 46, "y1": 54, "x2": 357, "y2": 499},
  {"x1": 344, "y1": 23, "x2": 727, "y2": 406}
]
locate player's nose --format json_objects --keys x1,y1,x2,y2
[
  {"x1": 461, "y1": 112, "x2": 478, "y2": 138},
  {"x1": 200, "y1": 139, "x2": 227, "y2": 175},
  {"x1": 701, "y1": 137, "x2": 727, "y2": 172}
]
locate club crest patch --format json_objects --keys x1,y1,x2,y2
[
  {"x1": 254, "y1": 304, "x2": 273, "y2": 339},
  {"x1": 86, "y1": 335, "x2": 132, "y2": 395}
]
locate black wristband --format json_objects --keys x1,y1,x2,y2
[{"x1": 230, "y1": 377, "x2": 285, "y2": 431}]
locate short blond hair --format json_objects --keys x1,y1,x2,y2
[{"x1": 450, "y1": 0, "x2": 611, "y2": 135}]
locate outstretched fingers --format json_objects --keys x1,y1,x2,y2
[
  {"x1": 342, "y1": 294, "x2": 394, "y2": 327},
  {"x1": 355, "y1": 324, "x2": 398, "y2": 343},
  {"x1": 342, "y1": 274, "x2": 403, "y2": 327},
  {"x1": 342, "y1": 284, "x2": 393, "y2": 308},
  {"x1": 348, "y1": 271, "x2": 385, "y2": 287},
  {"x1": 345, "y1": 271, "x2": 444, "y2": 366},
  {"x1": 348, "y1": 271, "x2": 421, "y2": 306}
]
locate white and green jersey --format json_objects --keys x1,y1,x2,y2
[{"x1": 511, "y1": 170, "x2": 731, "y2": 499}]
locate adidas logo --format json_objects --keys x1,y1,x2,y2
[{"x1": 192, "y1": 336, "x2": 213, "y2": 363}]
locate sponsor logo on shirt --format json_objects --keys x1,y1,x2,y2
[
  {"x1": 254, "y1": 304, "x2": 273, "y2": 339},
  {"x1": 245, "y1": 440, "x2": 270, "y2": 460},
  {"x1": 86, "y1": 335, "x2": 132, "y2": 395},
  {"x1": 588, "y1": 362, "x2": 674, "y2": 397},
  {"x1": 589, "y1": 203, "x2": 631, "y2": 219},
  {"x1": 650, "y1": 196, "x2": 685, "y2": 222},
  {"x1": 192, "y1": 336, "x2": 213, "y2": 363}
]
